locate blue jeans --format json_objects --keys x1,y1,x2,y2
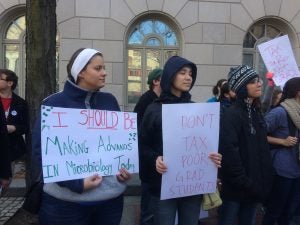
[
  {"x1": 218, "y1": 200, "x2": 258, "y2": 225},
  {"x1": 150, "y1": 194, "x2": 202, "y2": 225},
  {"x1": 262, "y1": 175, "x2": 300, "y2": 225},
  {"x1": 39, "y1": 193, "x2": 124, "y2": 225},
  {"x1": 140, "y1": 182, "x2": 156, "y2": 225}
]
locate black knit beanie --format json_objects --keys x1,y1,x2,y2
[
  {"x1": 228, "y1": 65, "x2": 259, "y2": 135},
  {"x1": 228, "y1": 65, "x2": 259, "y2": 98}
]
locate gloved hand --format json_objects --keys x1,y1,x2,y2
[{"x1": 265, "y1": 72, "x2": 274, "y2": 87}]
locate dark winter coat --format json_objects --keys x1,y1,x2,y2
[
  {"x1": 219, "y1": 97, "x2": 233, "y2": 117},
  {"x1": 134, "y1": 89, "x2": 159, "y2": 182},
  {"x1": 139, "y1": 56, "x2": 197, "y2": 197},
  {"x1": 0, "y1": 102, "x2": 11, "y2": 179},
  {"x1": 219, "y1": 100, "x2": 274, "y2": 203},
  {"x1": 134, "y1": 89, "x2": 158, "y2": 128},
  {"x1": 31, "y1": 80, "x2": 126, "y2": 202},
  {"x1": 4, "y1": 93, "x2": 29, "y2": 161}
]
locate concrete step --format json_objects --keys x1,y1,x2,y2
[{"x1": 120, "y1": 196, "x2": 140, "y2": 225}]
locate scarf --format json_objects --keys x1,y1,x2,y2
[{"x1": 280, "y1": 99, "x2": 300, "y2": 129}]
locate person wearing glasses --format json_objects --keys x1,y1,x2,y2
[
  {"x1": 0, "y1": 69, "x2": 28, "y2": 175},
  {"x1": 218, "y1": 65, "x2": 274, "y2": 225}
]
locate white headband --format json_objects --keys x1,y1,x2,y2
[{"x1": 71, "y1": 48, "x2": 101, "y2": 82}]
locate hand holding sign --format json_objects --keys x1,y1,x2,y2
[
  {"x1": 83, "y1": 174, "x2": 102, "y2": 191},
  {"x1": 156, "y1": 156, "x2": 168, "y2": 174},
  {"x1": 116, "y1": 168, "x2": 132, "y2": 182},
  {"x1": 208, "y1": 153, "x2": 222, "y2": 168}
]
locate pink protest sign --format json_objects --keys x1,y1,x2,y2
[{"x1": 258, "y1": 35, "x2": 300, "y2": 87}]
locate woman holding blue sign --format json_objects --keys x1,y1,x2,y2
[
  {"x1": 139, "y1": 55, "x2": 222, "y2": 225},
  {"x1": 31, "y1": 48, "x2": 131, "y2": 225}
]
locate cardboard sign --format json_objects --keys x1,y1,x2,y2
[
  {"x1": 258, "y1": 35, "x2": 300, "y2": 86},
  {"x1": 41, "y1": 106, "x2": 139, "y2": 183},
  {"x1": 161, "y1": 103, "x2": 219, "y2": 200}
]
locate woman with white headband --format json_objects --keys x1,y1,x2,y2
[{"x1": 31, "y1": 48, "x2": 132, "y2": 225}]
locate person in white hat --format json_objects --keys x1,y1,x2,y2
[{"x1": 31, "y1": 48, "x2": 132, "y2": 225}]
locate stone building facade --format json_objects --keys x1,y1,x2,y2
[{"x1": 0, "y1": 0, "x2": 300, "y2": 110}]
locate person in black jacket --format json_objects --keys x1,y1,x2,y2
[
  {"x1": 134, "y1": 68, "x2": 162, "y2": 128},
  {"x1": 0, "y1": 89, "x2": 11, "y2": 193},
  {"x1": 0, "y1": 69, "x2": 29, "y2": 169},
  {"x1": 140, "y1": 56, "x2": 222, "y2": 225},
  {"x1": 218, "y1": 65, "x2": 274, "y2": 225},
  {"x1": 134, "y1": 68, "x2": 162, "y2": 225},
  {"x1": 218, "y1": 81, "x2": 236, "y2": 116}
]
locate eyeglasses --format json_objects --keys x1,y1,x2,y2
[{"x1": 249, "y1": 77, "x2": 263, "y2": 84}]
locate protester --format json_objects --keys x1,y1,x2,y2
[
  {"x1": 0, "y1": 101, "x2": 11, "y2": 194},
  {"x1": 31, "y1": 48, "x2": 132, "y2": 225},
  {"x1": 0, "y1": 69, "x2": 29, "y2": 173},
  {"x1": 218, "y1": 65, "x2": 274, "y2": 225},
  {"x1": 261, "y1": 72, "x2": 283, "y2": 114},
  {"x1": 134, "y1": 68, "x2": 162, "y2": 128},
  {"x1": 140, "y1": 56, "x2": 222, "y2": 225},
  {"x1": 262, "y1": 77, "x2": 300, "y2": 225},
  {"x1": 218, "y1": 81, "x2": 236, "y2": 116},
  {"x1": 134, "y1": 68, "x2": 162, "y2": 225},
  {"x1": 270, "y1": 88, "x2": 283, "y2": 108},
  {"x1": 207, "y1": 78, "x2": 227, "y2": 102}
]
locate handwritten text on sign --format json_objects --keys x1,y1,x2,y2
[
  {"x1": 41, "y1": 106, "x2": 139, "y2": 183},
  {"x1": 258, "y1": 35, "x2": 300, "y2": 87},
  {"x1": 161, "y1": 103, "x2": 220, "y2": 200}
]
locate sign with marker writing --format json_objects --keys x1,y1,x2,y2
[
  {"x1": 161, "y1": 103, "x2": 219, "y2": 200},
  {"x1": 41, "y1": 105, "x2": 138, "y2": 183},
  {"x1": 258, "y1": 35, "x2": 300, "y2": 87}
]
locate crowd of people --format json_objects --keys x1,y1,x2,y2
[{"x1": 0, "y1": 47, "x2": 299, "y2": 225}]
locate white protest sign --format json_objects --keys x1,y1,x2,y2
[
  {"x1": 41, "y1": 106, "x2": 139, "y2": 183},
  {"x1": 258, "y1": 35, "x2": 300, "y2": 86},
  {"x1": 161, "y1": 103, "x2": 219, "y2": 200}
]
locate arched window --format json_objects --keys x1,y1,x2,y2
[
  {"x1": 3, "y1": 15, "x2": 25, "y2": 96},
  {"x1": 2, "y1": 14, "x2": 60, "y2": 97},
  {"x1": 126, "y1": 18, "x2": 180, "y2": 106},
  {"x1": 242, "y1": 19, "x2": 297, "y2": 85}
]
